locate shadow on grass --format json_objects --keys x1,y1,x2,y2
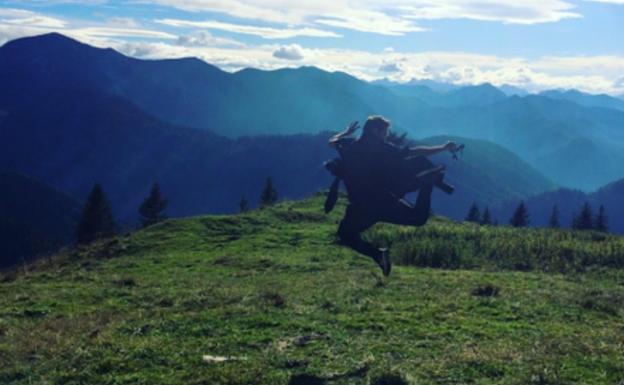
[{"x1": 288, "y1": 374, "x2": 327, "y2": 385}]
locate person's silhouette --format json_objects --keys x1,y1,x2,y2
[{"x1": 328, "y1": 116, "x2": 458, "y2": 276}]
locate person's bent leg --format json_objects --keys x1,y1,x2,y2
[
  {"x1": 337, "y1": 204, "x2": 391, "y2": 275},
  {"x1": 337, "y1": 204, "x2": 378, "y2": 258}
]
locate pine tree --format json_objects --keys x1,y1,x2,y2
[
  {"x1": 138, "y1": 182, "x2": 167, "y2": 228},
  {"x1": 595, "y1": 205, "x2": 608, "y2": 232},
  {"x1": 260, "y1": 177, "x2": 278, "y2": 208},
  {"x1": 510, "y1": 201, "x2": 530, "y2": 227},
  {"x1": 577, "y1": 202, "x2": 593, "y2": 230},
  {"x1": 548, "y1": 204, "x2": 560, "y2": 228},
  {"x1": 481, "y1": 207, "x2": 492, "y2": 225},
  {"x1": 239, "y1": 196, "x2": 249, "y2": 213},
  {"x1": 465, "y1": 202, "x2": 481, "y2": 223},
  {"x1": 76, "y1": 183, "x2": 116, "y2": 244}
]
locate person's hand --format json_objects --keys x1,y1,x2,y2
[
  {"x1": 444, "y1": 141, "x2": 459, "y2": 152},
  {"x1": 346, "y1": 121, "x2": 360, "y2": 134}
]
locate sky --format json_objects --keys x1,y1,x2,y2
[{"x1": 0, "y1": 0, "x2": 623, "y2": 94}]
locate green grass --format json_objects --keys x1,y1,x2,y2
[{"x1": 1, "y1": 194, "x2": 624, "y2": 384}]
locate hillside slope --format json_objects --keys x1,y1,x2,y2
[
  {"x1": 423, "y1": 136, "x2": 555, "y2": 217},
  {"x1": 2, "y1": 195, "x2": 623, "y2": 384}
]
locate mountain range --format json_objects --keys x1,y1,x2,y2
[
  {"x1": 0, "y1": 81, "x2": 554, "y2": 222},
  {"x1": 1, "y1": 32, "x2": 623, "y2": 263},
  {"x1": 4, "y1": 33, "x2": 623, "y2": 191}
]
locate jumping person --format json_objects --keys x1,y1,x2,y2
[{"x1": 327, "y1": 116, "x2": 458, "y2": 276}]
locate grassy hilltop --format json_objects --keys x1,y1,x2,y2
[{"x1": 1, "y1": 194, "x2": 624, "y2": 384}]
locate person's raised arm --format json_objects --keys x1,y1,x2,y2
[
  {"x1": 329, "y1": 121, "x2": 359, "y2": 147},
  {"x1": 407, "y1": 141, "x2": 458, "y2": 157}
]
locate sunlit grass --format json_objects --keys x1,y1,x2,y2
[{"x1": 1, "y1": 194, "x2": 623, "y2": 384}]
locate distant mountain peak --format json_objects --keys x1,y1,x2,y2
[
  {"x1": 454, "y1": 82, "x2": 501, "y2": 92},
  {"x1": 473, "y1": 82, "x2": 496, "y2": 89},
  {"x1": 539, "y1": 88, "x2": 624, "y2": 111},
  {"x1": 3, "y1": 32, "x2": 82, "y2": 49},
  {"x1": 446, "y1": 83, "x2": 507, "y2": 105},
  {"x1": 498, "y1": 84, "x2": 529, "y2": 97},
  {"x1": 405, "y1": 78, "x2": 459, "y2": 93}
]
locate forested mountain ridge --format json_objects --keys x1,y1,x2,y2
[
  {"x1": 0, "y1": 172, "x2": 80, "y2": 267},
  {"x1": 2, "y1": 33, "x2": 623, "y2": 190},
  {"x1": 494, "y1": 178, "x2": 624, "y2": 233}
]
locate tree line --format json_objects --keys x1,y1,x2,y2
[
  {"x1": 77, "y1": 177, "x2": 279, "y2": 244},
  {"x1": 465, "y1": 201, "x2": 609, "y2": 232}
]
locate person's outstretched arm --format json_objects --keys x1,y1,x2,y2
[
  {"x1": 407, "y1": 141, "x2": 458, "y2": 157},
  {"x1": 329, "y1": 121, "x2": 359, "y2": 147}
]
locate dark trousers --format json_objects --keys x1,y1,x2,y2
[{"x1": 337, "y1": 186, "x2": 433, "y2": 260}]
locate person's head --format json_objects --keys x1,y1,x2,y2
[{"x1": 362, "y1": 115, "x2": 391, "y2": 140}]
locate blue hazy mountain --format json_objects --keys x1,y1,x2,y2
[
  {"x1": 371, "y1": 78, "x2": 461, "y2": 93},
  {"x1": 498, "y1": 84, "x2": 529, "y2": 97},
  {"x1": 405, "y1": 78, "x2": 461, "y2": 93},
  {"x1": 407, "y1": 95, "x2": 624, "y2": 190},
  {"x1": 2, "y1": 33, "x2": 624, "y2": 193},
  {"x1": 0, "y1": 80, "x2": 554, "y2": 225},
  {"x1": 380, "y1": 82, "x2": 507, "y2": 107},
  {"x1": 443, "y1": 83, "x2": 507, "y2": 106},
  {"x1": 0, "y1": 172, "x2": 80, "y2": 266},
  {"x1": 0, "y1": 34, "x2": 554, "y2": 224},
  {"x1": 494, "y1": 178, "x2": 624, "y2": 234},
  {"x1": 423, "y1": 136, "x2": 555, "y2": 217},
  {"x1": 0, "y1": 33, "x2": 408, "y2": 137},
  {"x1": 539, "y1": 89, "x2": 624, "y2": 112}
]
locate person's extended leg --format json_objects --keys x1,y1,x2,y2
[
  {"x1": 337, "y1": 204, "x2": 391, "y2": 276},
  {"x1": 379, "y1": 185, "x2": 433, "y2": 227}
]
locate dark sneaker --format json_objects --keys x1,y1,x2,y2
[{"x1": 376, "y1": 248, "x2": 391, "y2": 277}]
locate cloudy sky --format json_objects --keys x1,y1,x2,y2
[{"x1": 1, "y1": 0, "x2": 623, "y2": 94}]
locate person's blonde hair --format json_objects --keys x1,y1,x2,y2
[{"x1": 362, "y1": 115, "x2": 391, "y2": 136}]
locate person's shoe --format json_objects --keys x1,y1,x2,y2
[{"x1": 376, "y1": 248, "x2": 391, "y2": 277}]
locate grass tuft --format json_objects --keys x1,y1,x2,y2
[{"x1": 472, "y1": 284, "x2": 500, "y2": 297}]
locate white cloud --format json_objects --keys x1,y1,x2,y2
[
  {"x1": 0, "y1": 8, "x2": 177, "y2": 43},
  {"x1": 106, "y1": 17, "x2": 141, "y2": 28},
  {"x1": 584, "y1": 0, "x2": 624, "y2": 3},
  {"x1": 69, "y1": 27, "x2": 177, "y2": 40},
  {"x1": 400, "y1": 0, "x2": 580, "y2": 24},
  {"x1": 314, "y1": 9, "x2": 426, "y2": 35},
  {"x1": 273, "y1": 44, "x2": 304, "y2": 60},
  {"x1": 0, "y1": 8, "x2": 67, "y2": 28},
  {"x1": 145, "y1": 0, "x2": 582, "y2": 38},
  {"x1": 176, "y1": 30, "x2": 243, "y2": 47},
  {"x1": 2, "y1": 26, "x2": 622, "y2": 95},
  {"x1": 156, "y1": 18, "x2": 340, "y2": 39},
  {"x1": 379, "y1": 61, "x2": 402, "y2": 72},
  {"x1": 0, "y1": 3, "x2": 621, "y2": 95},
  {"x1": 91, "y1": 37, "x2": 624, "y2": 95}
]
